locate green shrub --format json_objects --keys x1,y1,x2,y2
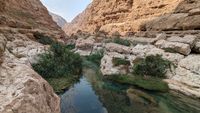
[
  {"x1": 32, "y1": 42, "x2": 82, "y2": 78},
  {"x1": 65, "y1": 44, "x2": 75, "y2": 50},
  {"x1": 33, "y1": 32, "x2": 54, "y2": 45},
  {"x1": 85, "y1": 49, "x2": 104, "y2": 66},
  {"x1": 113, "y1": 37, "x2": 131, "y2": 46},
  {"x1": 112, "y1": 58, "x2": 130, "y2": 66},
  {"x1": 133, "y1": 55, "x2": 173, "y2": 78},
  {"x1": 163, "y1": 48, "x2": 177, "y2": 53}
]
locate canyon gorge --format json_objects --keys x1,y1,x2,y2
[{"x1": 0, "y1": 0, "x2": 200, "y2": 113}]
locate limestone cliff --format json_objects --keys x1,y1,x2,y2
[
  {"x1": 0, "y1": 0, "x2": 64, "y2": 113},
  {"x1": 64, "y1": 0, "x2": 200, "y2": 36},
  {"x1": 50, "y1": 12, "x2": 67, "y2": 28}
]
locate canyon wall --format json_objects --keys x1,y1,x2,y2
[
  {"x1": 70, "y1": 0, "x2": 200, "y2": 98},
  {"x1": 64, "y1": 0, "x2": 200, "y2": 36},
  {"x1": 0, "y1": 0, "x2": 64, "y2": 113}
]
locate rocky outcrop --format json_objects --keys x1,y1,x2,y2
[
  {"x1": 75, "y1": 37, "x2": 95, "y2": 56},
  {"x1": 165, "y1": 55, "x2": 200, "y2": 98},
  {"x1": 0, "y1": 0, "x2": 64, "y2": 113},
  {"x1": 71, "y1": 33, "x2": 199, "y2": 97},
  {"x1": 0, "y1": 33, "x2": 61, "y2": 113},
  {"x1": 64, "y1": 0, "x2": 200, "y2": 36},
  {"x1": 0, "y1": 0, "x2": 65, "y2": 39},
  {"x1": 155, "y1": 40, "x2": 191, "y2": 55},
  {"x1": 50, "y1": 12, "x2": 67, "y2": 28},
  {"x1": 193, "y1": 41, "x2": 200, "y2": 53},
  {"x1": 105, "y1": 43, "x2": 130, "y2": 54},
  {"x1": 101, "y1": 52, "x2": 131, "y2": 75},
  {"x1": 0, "y1": 54, "x2": 60, "y2": 113}
]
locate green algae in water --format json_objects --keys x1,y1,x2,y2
[
  {"x1": 107, "y1": 75, "x2": 169, "y2": 92},
  {"x1": 61, "y1": 69, "x2": 200, "y2": 113}
]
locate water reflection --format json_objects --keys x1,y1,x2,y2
[
  {"x1": 61, "y1": 69, "x2": 200, "y2": 113},
  {"x1": 61, "y1": 77, "x2": 107, "y2": 113}
]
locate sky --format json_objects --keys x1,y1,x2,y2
[{"x1": 41, "y1": 0, "x2": 91, "y2": 22}]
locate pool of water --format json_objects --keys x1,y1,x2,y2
[
  {"x1": 61, "y1": 77, "x2": 107, "y2": 113},
  {"x1": 61, "y1": 69, "x2": 200, "y2": 113}
]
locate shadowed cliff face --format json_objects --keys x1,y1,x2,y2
[
  {"x1": 0, "y1": 0, "x2": 65, "y2": 39},
  {"x1": 64, "y1": 0, "x2": 200, "y2": 36}
]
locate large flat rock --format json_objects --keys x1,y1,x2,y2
[{"x1": 155, "y1": 40, "x2": 191, "y2": 55}]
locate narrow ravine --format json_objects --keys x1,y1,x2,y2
[{"x1": 61, "y1": 69, "x2": 200, "y2": 113}]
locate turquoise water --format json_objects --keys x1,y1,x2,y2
[{"x1": 61, "y1": 69, "x2": 200, "y2": 113}]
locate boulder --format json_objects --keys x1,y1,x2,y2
[
  {"x1": 105, "y1": 43, "x2": 131, "y2": 54},
  {"x1": 75, "y1": 37, "x2": 95, "y2": 50},
  {"x1": 193, "y1": 41, "x2": 200, "y2": 53},
  {"x1": 167, "y1": 35, "x2": 196, "y2": 47},
  {"x1": 130, "y1": 44, "x2": 157, "y2": 57},
  {"x1": 155, "y1": 40, "x2": 191, "y2": 55},
  {"x1": 100, "y1": 52, "x2": 130, "y2": 75},
  {"x1": 155, "y1": 33, "x2": 167, "y2": 41},
  {"x1": 126, "y1": 37, "x2": 155, "y2": 45},
  {"x1": 179, "y1": 55, "x2": 200, "y2": 75},
  {"x1": 6, "y1": 34, "x2": 46, "y2": 64},
  {"x1": 131, "y1": 44, "x2": 184, "y2": 63}
]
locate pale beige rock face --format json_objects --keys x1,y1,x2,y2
[
  {"x1": 167, "y1": 35, "x2": 197, "y2": 46},
  {"x1": 166, "y1": 55, "x2": 200, "y2": 98},
  {"x1": 130, "y1": 44, "x2": 184, "y2": 64},
  {"x1": 100, "y1": 52, "x2": 129, "y2": 75},
  {"x1": 75, "y1": 37, "x2": 95, "y2": 56},
  {"x1": 179, "y1": 55, "x2": 200, "y2": 75},
  {"x1": 0, "y1": 33, "x2": 61, "y2": 113},
  {"x1": 193, "y1": 41, "x2": 200, "y2": 53},
  {"x1": 105, "y1": 43, "x2": 131, "y2": 54},
  {"x1": 0, "y1": 52, "x2": 60, "y2": 113},
  {"x1": 98, "y1": 42, "x2": 200, "y2": 97},
  {"x1": 155, "y1": 40, "x2": 191, "y2": 55},
  {"x1": 6, "y1": 33, "x2": 47, "y2": 64},
  {"x1": 100, "y1": 44, "x2": 184, "y2": 76},
  {"x1": 76, "y1": 37, "x2": 95, "y2": 50},
  {"x1": 0, "y1": 0, "x2": 63, "y2": 113}
]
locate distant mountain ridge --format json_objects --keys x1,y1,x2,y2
[{"x1": 50, "y1": 12, "x2": 67, "y2": 28}]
